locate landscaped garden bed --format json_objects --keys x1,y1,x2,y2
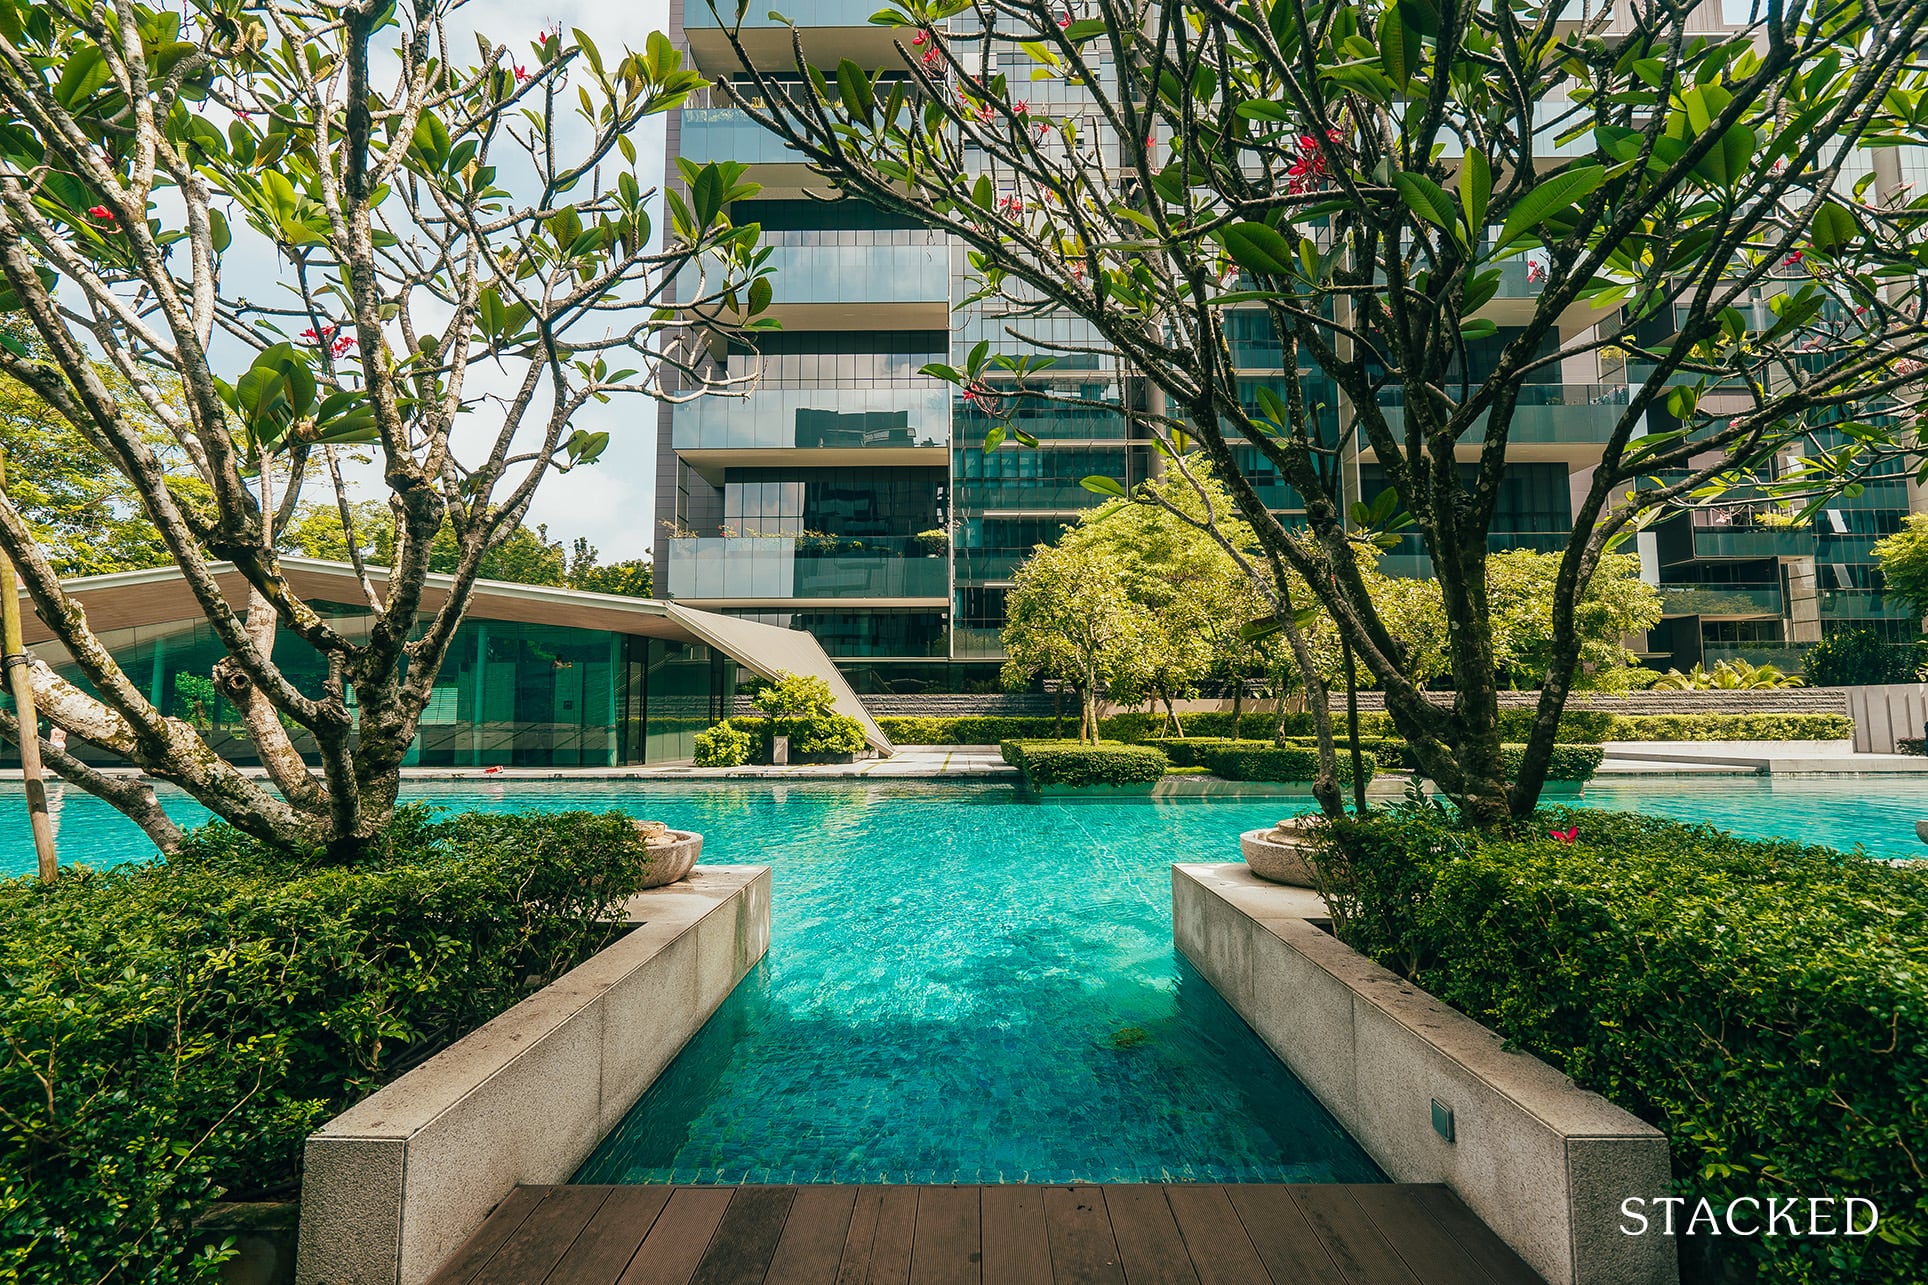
[
  {"x1": 880, "y1": 710, "x2": 1853, "y2": 746},
  {"x1": 1306, "y1": 807, "x2": 1928, "y2": 1285},
  {"x1": 0, "y1": 809, "x2": 662, "y2": 1284}
]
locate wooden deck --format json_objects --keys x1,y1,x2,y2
[{"x1": 427, "y1": 1184, "x2": 1546, "y2": 1285}]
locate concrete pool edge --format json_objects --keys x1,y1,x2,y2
[
  {"x1": 1172, "y1": 862, "x2": 1676, "y2": 1285},
  {"x1": 294, "y1": 865, "x2": 771, "y2": 1285}
]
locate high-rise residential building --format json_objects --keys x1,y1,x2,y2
[{"x1": 658, "y1": 1, "x2": 1926, "y2": 693}]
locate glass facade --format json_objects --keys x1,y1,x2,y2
[
  {"x1": 660, "y1": 7, "x2": 1926, "y2": 685},
  {"x1": 62, "y1": 614, "x2": 735, "y2": 768}
]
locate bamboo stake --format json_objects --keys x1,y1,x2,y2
[{"x1": 0, "y1": 452, "x2": 56, "y2": 880}]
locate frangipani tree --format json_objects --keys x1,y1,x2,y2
[
  {"x1": 715, "y1": 0, "x2": 1928, "y2": 824},
  {"x1": 0, "y1": 0, "x2": 769, "y2": 857}
]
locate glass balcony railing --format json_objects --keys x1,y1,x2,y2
[
  {"x1": 676, "y1": 240, "x2": 950, "y2": 309},
  {"x1": 1657, "y1": 584, "x2": 1784, "y2": 617},
  {"x1": 678, "y1": 108, "x2": 799, "y2": 165},
  {"x1": 1818, "y1": 590, "x2": 1919, "y2": 621},
  {"x1": 1686, "y1": 525, "x2": 1817, "y2": 560},
  {"x1": 1372, "y1": 384, "x2": 1631, "y2": 445},
  {"x1": 673, "y1": 385, "x2": 951, "y2": 451},
  {"x1": 683, "y1": 0, "x2": 879, "y2": 26},
  {"x1": 666, "y1": 537, "x2": 950, "y2": 599}
]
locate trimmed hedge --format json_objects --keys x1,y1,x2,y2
[
  {"x1": 1312, "y1": 808, "x2": 1928, "y2": 1285},
  {"x1": 882, "y1": 710, "x2": 1851, "y2": 749},
  {"x1": 1147, "y1": 737, "x2": 1376, "y2": 784},
  {"x1": 998, "y1": 739, "x2": 1169, "y2": 787},
  {"x1": 0, "y1": 809, "x2": 651, "y2": 1284},
  {"x1": 1276, "y1": 737, "x2": 1601, "y2": 782},
  {"x1": 1602, "y1": 713, "x2": 1854, "y2": 741}
]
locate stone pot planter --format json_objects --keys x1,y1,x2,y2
[
  {"x1": 1239, "y1": 821, "x2": 1319, "y2": 888},
  {"x1": 634, "y1": 824, "x2": 702, "y2": 887}
]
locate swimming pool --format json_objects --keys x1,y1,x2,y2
[
  {"x1": 4, "y1": 773, "x2": 1925, "y2": 880},
  {"x1": 3, "y1": 774, "x2": 1922, "y2": 1183}
]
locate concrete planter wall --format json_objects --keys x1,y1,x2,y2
[
  {"x1": 1174, "y1": 862, "x2": 1676, "y2": 1285},
  {"x1": 295, "y1": 865, "x2": 771, "y2": 1285}
]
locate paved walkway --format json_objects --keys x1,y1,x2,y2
[{"x1": 427, "y1": 1183, "x2": 1545, "y2": 1285}]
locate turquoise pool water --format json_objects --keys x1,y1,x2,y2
[
  {"x1": 3, "y1": 773, "x2": 1923, "y2": 1184},
  {"x1": 5, "y1": 773, "x2": 1926, "y2": 880}
]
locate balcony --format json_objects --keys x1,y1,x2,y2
[
  {"x1": 666, "y1": 536, "x2": 950, "y2": 601},
  {"x1": 1657, "y1": 584, "x2": 1784, "y2": 618},
  {"x1": 1663, "y1": 522, "x2": 1817, "y2": 564},
  {"x1": 1371, "y1": 384, "x2": 1632, "y2": 447},
  {"x1": 1818, "y1": 590, "x2": 1920, "y2": 622},
  {"x1": 673, "y1": 385, "x2": 951, "y2": 453},
  {"x1": 683, "y1": 0, "x2": 879, "y2": 25},
  {"x1": 678, "y1": 108, "x2": 799, "y2": 165}
]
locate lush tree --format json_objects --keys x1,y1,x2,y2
[
  {"x1": 0, "y1": 369, "x2": 174, "y2": 576},
  {"x1": 1804, "y1": 629, "x2": 1920, "y2": 686},
  {"x1": 1872, "y1": 514, "x2": 1928, "y2": 618},
  {"x1": 0, "y1": 1, "x2": 764, "y2": 856},
  {"x1": 718, "y1": 0, "x2": 1928, "y2": 824},
  {"x1": 564, "y1": 537, "x2": 653, "y2": 598},
  {"x1": 1000, "y1": 539, "x2": 1149, "y2": 742}
]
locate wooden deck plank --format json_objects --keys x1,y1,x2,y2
[
  {"x1": 1346, "y1": 1185, "x2": 1505, "y2": 1285},
  {"x1": 863, "y1": 1186, "x2": 920, "y2": 1285},
  {"x1": 432, "y1": 1183, "x2": 1541, "y2": 1285},
  {"x1": 765, "y1": 1186, "x2": 860, "y2": 1285},
  {"x1": 1402, "y1": 1185, "x2": 1547, "y2": 1285},
  {"x1": 616, "y1": 1187, "x2": 736, "y2": 1285},
  {"x1": 1160, "y1": 1186, "x2": 1271, "y2": 1285},
  {"x1": 836, "y1": 1188, "x2": 889, "y2": 1285},
  {"x1": 469, "y1": 1185, "x2": 610, "y2": 1285},
  {"x1": 423, "y1": 1186, "x2": 553, "y2": 1285},
  {"x1": 1287, "y1": 1187, "x2": 1423, "y2": 1285},
  {"x1": 979, "y1": 1185, "x2": 1053, "y2": 1285},
  {"x1": 1042, "y1": 1186, "x2": 1125, "y2": 1285},
  {"x1": 910, "y1": 1186, "x2": 982, "y2": 1285},
  {"x1": 543, "y1": 1186, "x2": 675, "y2": 1285},
  {"x1": 1222, "y1": 1185, "x2": 1349, "y2": 1285},
  {"x1": 690, "y1": 1186, "x2": 798, "y2": 1285},
  {"x1": 1099, "y1": 1187, "x2": 1198, "y2": 1285}
]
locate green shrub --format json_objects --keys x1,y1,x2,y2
[
  {"x1": 1804, "y1": 630, "x2": 1918, "y2": 686},
  {"x1": 1503, "y1": 742, "x2": 1604, "y2": 782},
  {"x1": 883, "y1": 709, "x2": 1844, "y2": 750},
  {"x1": 1147, "y1": 737, "x2": 1375, "y2": 783},
  {"x1": 1602, "y1": 713, "x2": 1855, "y2": 741},
  {"x1": 998, "y1": 740, "x2": 1169, "y2": 786},
  {"x1": 746, "y1": 671, "x2": 868, "y2": 759},
  {"x1": 879, "y1": 715, "x2": 1067, "y2": 744},
  {"x1": 693, "y1": 720, "x2": 752, "y2": 767},
  {"x1": 1276, "y1": 737, "x2": 1600, "y2": 781},
  {"x1": 1312, "y1": 809, "x2": 1928, "y2": 1284},
  {"x1": 0, "y1": 809, "x2": 650, "y2": 1284}
]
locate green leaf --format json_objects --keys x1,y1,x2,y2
[
  {"x1": 1809, "y1": 203, "x2": 1857, "y2": 255},
  {"x1": 1218, "y1": 221, "x2": 1295, "y2": 275},
  {"x1": 1495, "y1": 164, "x2": 1606, "y2": 249},
  {"x1": 1392, "y1": 172, "x2": 1456, "y2": 230},
  {"x1": 1397, "y1": 0, "x2": 1441, "y2": 37},
  {"x1": 1459, "y1": 149, "x2": 1490, "y2": 232},
  {"x1": 1459, "y1": 318, "x2": 1498, "y2": 340},
  {"x1": 834, "y1": 59, "x2": 874, "y2": 127},
  {"x1": 1080, "y1": 475, "x2": 1128, "y2": 498},
  {"x1": 1378, "y1": 5, "x2": 1421, "y2": 91}
]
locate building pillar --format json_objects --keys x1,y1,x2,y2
[{"x1": 1783, "y1": 556, "x2": 1821, "y2": 643}]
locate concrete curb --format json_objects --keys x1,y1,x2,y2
[
  {"x1": 294, "y1": 865, "x2": 771, "y2": 1285},
  {"x1": 1173, "y1": 862, "x2": 1676, "y2": 1285}
]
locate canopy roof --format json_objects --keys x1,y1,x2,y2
[{"x1": 24, "y1": 558, "x2": 893, "y2": 755}]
